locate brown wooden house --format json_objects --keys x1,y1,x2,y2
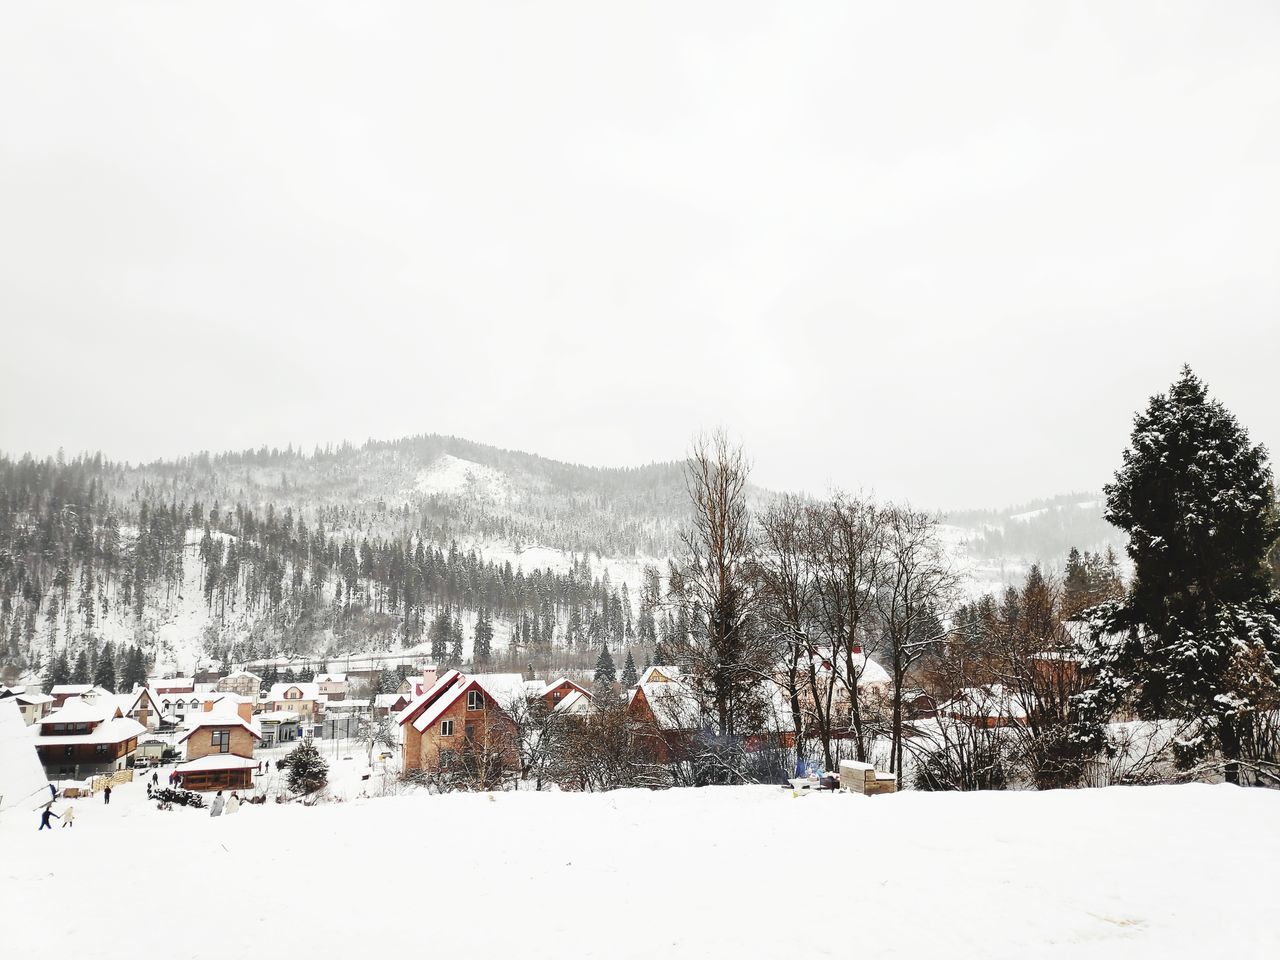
[
  {"x1": 175, "y1": 699, "x2": 262, "y2": 791},
  {"x1": 34, "y1": 698, "x2": 146, "y2": 778},
  {"x1": 396, "y1": 670, "x2": 521, "y2": 781}
]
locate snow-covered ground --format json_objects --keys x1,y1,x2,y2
[
  {"x1": 4, "y1": 780, "x2": 1275, "y2": 958},
  {"x1": 413, "y1": 453, "x2": 513, "y2": 502}
]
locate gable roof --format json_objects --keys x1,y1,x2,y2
[
  {"x1": 638, "y1": 665, "x2": 681, "y2": 685},
  {"x1": 395, "y1": 669, "x2": 463, "y2": 727},
  {"x1": 176, "y1": 709, "x2": 262, "y2": 743},
  {"x1": 315, "y1": 673, "x2": 347, "y2": 684},
  {"x1": 553, "y1": 689, "x2": 594, "y2": 715},
  {"x1": 542, "y1": 677, "x2": 592, "y2": 698},
  {"x1": 267, "y1": 682, "x2": 321, "y2": 701},
  {"x1": 38, "y1": 697, "x2": 124, "y2": 726},
  {"x1": 34, "y1": 715, "x2": 147, "y2": 746}
]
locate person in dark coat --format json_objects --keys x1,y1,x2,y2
[
  {"x1": 103, "y1": 785, "x2": 112, "y2": 805},
  {"x1": 48, "y1": 783, "x2": 57, "y2": 801},
  {"x1": 152, "y1": 771, "x2": 159, "y2": 786},
  {"x1": 39, "y1": 805, "x2": 60, "y2": 830}
]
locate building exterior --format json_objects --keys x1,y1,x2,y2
[
  {"x1": 264, "y1": 683, "x2": 324, "y2": 724},
  {"x1": 152, "y1": 690, "x2": 226, "y2": 725},
  {"x1": 33, "y1": 698, "x2": 146, "y2": 778},
  {"x1": 396, "y1": 670, "x2": 522, "y2": 780},
  {"x1": 0, "y1": 686, "x2": 54, "y2": 725},
  {"x1": 315, "y1": 673, "x2": 349, "y2": 702},
  {"x1": 540, "y1": 678, "x2": 591, "y2": 709},
  {"x1": 151, "y1": 678, "x2": 196, "y2": 695},
  {"x1": 216, "y1": 670, "x2": 262, "y2": 700},
  {"x1": 255, "y1": 710, "x2": 300, "y2": 746},
  {"x1": 175, "y1": 699, "x2": 261, "y2": 791},
  {"x1": 49, "y1": 684, "x2": 107, "y2": 708}
]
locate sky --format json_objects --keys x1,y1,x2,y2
[{"x1": 1, "y1": 2, "x2": 1277, "y2": 509}]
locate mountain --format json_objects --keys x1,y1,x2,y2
[{"x1": 0, "y1": 435, "x2": 1124, "y2": 685}]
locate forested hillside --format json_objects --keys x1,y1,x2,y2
[{"x1": 0, "y1": 435, "x2": 1127, "y2": 686}]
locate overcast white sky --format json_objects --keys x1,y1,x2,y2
[{"x1": 2, "y1": 2, "x2": 1277, "y2": 508}]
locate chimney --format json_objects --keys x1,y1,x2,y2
[{"x1": 421, "y1": 666, "x2": 438, "y2": 690}]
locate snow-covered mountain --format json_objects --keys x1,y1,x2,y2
[{"x1": 0, "y1": 436, "x2": 1122, "y2": 682}]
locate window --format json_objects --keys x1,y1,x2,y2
[
  {"x1": 440, "y1": 719, "x2": 455, "y2": 736},
  {"x1": 95, "y1": 744, "x2": 109, "y2": 755},
  {"x1": 211, "y1": 730, "x2": 230, "y2": 753},
  {"x1": 466, "y1": 690, "x2": 483, "y2": 711}
]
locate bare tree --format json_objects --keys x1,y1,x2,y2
[
  {"x1": 668, "y1": 432, "x2": 773, "y2": 766},
  {"x1": 874, "y1": 505, "x2": 958, "y2": 777}
]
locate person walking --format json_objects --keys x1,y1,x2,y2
[
  {"x1": 226, "y1": 792, "x2": 240, "y2": 815},
  {"x1": 61, "y1": 805, "x2": 75, "y2": 828},
  {"x1": 103, "y1": 784, "x2": 112, "y2": 805},
  {"x1": 39, "y1": 805, "x2": 60, "y2": 831},
  {"x1": 209, "y1": 791, "x2": 225, "y2": 817},
  {"x1": 152, "y1": 771, "x2": 159, "y2": 786},
  {"x1": 48, "y1": 783, "x2": 57, "y2": 802}
]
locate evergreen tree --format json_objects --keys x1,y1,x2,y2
[
  {"x1": 44, "y1": 650, "x2": 70, "y2": 689},
  {"x1": 594, "y1": 643, "x2": 617, "y2": 701},
  {"x1": 620, "y1": 649, "x2": 638, "y2": 687},
  {"x1": 93, "y1": 641, "x2": 116, "y2": 692},
  {"x1": 474, "y1": 607, "x2": 493, "y2": 665},
  {"x1": 70, "y1": 649, "x2": 90, "y2": 684},
  {"x1": 1081, "y1": 367, "x2": 1280, "y2": 784},
  {"x1": 122, "y1": 646, "x2": 148, "y2": 691},
  {"x1": 284, "y1": 739, "x2": 329, "y2": 794}
]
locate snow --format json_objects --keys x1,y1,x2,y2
[
  {"x1": 177, "y1": 754, "x2": 258, "y2": 773},
  {"x1": 0, "y1": 700, "x2": 49, "y2": 813},
  {"x1": 413, "y1": 454, "x2": 512, "y2": 502},
  {"x1": 3, "y1": 781, "x2": 1276, "y2": 957}
]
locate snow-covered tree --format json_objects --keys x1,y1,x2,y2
[
  {"x1": 620, "y1": 650, "x2": 638, "y2": 688},
  {"x1": 1080, "y1": 367, "x2": 1280, "y2": 784},
  {"x1": 284, "y1": 740, "x2": 329, "y2": 795},
  {"x1": 594, "y1": 643, "x2": 617, "y2": 700}
]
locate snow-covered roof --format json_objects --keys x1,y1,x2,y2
[
  {"x1": 0, "y1": 700, "x2": 49, "y2": 813},
  {"x1": 315, "y1": 673, "x2": 347, "y2": 684},
  {"x1": 34, "y1": 716, "x2": 147, "y2": 746},
  {"x1": 267, "y1": 682, "x2": 322, "y2": 701},
  {"x1": 222, "y1": 670, "x2": 261, "y2": 681},
  {"x1": 50, "y1": 684, "x2": 98, "y2": 696},
  {"x1": 374, "y1": 694, "x2": 405, "y2": 709},
  {"x1": 638, "y1": 665, "x2": 681, "y2": 685},
  {"x1": 15, "y1": 691, "x2": 54, "y2": 706},
  {"x1": 553, "y1": 689, "x2": 594, "y2": 715},
  {"x1": 395, "y1": 670, "x2": 463, "y2": 727},
  {"x1": 38, "y1": 698, "x2": 123, "y2": 726},
  {"x1": 635, "y1": 680, "x2": 703, "y2": 731},
  {"x1": 177, "y1": 709, "x2": 262, "y2": 742},
  {"x1": 542, "y1": 677, "x2": 591, "y2": 698},
  {"x1": 405, "y1": 672, "x2": 525, "y2": 734},
  {"x1": 472, "y1": 673, "x2": 533, "y2": 708},
  {"x1": 179, "y1": 754, "x2": 258, "y2": 773}
]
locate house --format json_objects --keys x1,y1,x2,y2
[
  {"x1": 1, "y1": 699, "x2": 50, "y2": 814},
  {"x1": 85, "y1": 688, "x2": 163, "y2": 731},
  {"x1": 395, "y1": 670, "x2": 522, "y2": 779},
  {"x1": 33, "y1": 698, "x2": 146, "y2": 779},
  {"x1": 397, "y1": 666, "x2": 440, "y2": 699},
  {"x1": 788, "y1": 649, "x2": 892, "y2": 739},
  {"x1": 315, "y1": 673, "x2": 349, "y2": 702},
  {"x1": 263, "y1": 682, "x2": 324, "y2": 724},
  {"x1": 627, "y1": 667, "x2": 703, "y2": 763},
  {"x1": 255, "y1": 710, "x2": 300, "y2": 746},
  {"x1": 552, "y1": 688, "x2": 594, "y2": 718},
  {"x1": 152, "y1": 690, "x2": 226, "y2": 725},
  {"x1": 216, "y1": 670, "x2": 262, "y2": 700},
  {"x1": 151, "y1": 677, "x2": 196, "y2": 695},
  {"x1": 0, "y1": 686, "x2": 54, "y2": 725},
  {"x1": 175, "y1": 698, "x2": 262, "y2": 792},
  {"x1": 49, "y1": 683, "x2": 109, "y2": 708},
  {"x1": 373, "y1": 692, "x2": 409, "y2": 718},
  {"x1": 540, "y1": 677, "x2": 592, "y2": 709}
]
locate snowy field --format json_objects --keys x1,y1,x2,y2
[{"x1": 4, "y1": 781, "x2": 1276, "y2": 959}]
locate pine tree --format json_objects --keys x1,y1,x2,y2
[
  {"x1": 284, "y1": 740, "x2": 329, "y2": 795},
  {"x1": 620, "y1": 650, "x2": 638, "y2": 687},
  {"x1": 44, "y1": 650, "x2": 70, "y2": 689},
  {"x1": 594, "y1": 643, "x2": 617, "y2": 701},
  {"x1": 94, "y1": 641, "x2": 116, "y2": 692},
  {"x1": 474, "y1": 607, "x2": 493, "y2": 665},
  {"x1": 122, "y1": 646, "x2": 148, "y2": 691},
  {"x1": 1082, "y1": 367, "x2": 1280, "y2": 784},
  {"x1": 71, "y1": 649, "x2": 90, "y2": 684}
]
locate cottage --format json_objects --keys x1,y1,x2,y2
[
  {"x1": 85, "y1": 688, "x2": 163, "y2": 731},
  {"x1": 264, "y1": 682, "x2": 324, "y2": 724},
  {"x1": 396, "y1": 670, "x2": 521, "y2": 779},
  {"x1": 626, "y1": 667, "x2": 703, "y2": 763},
  {"x1": 540, "y1": 677, "x2": 591, "y2": 708},
  {"x1": 33, "y1": 698, "x2": 146, "y2": 778},
  {"x1": 0, "y1": 686, "x2": 54, "y2": 725},
  {"x1": 216, "y1": 670, "x2": 263, "y2": 700},
  {"x1": 175, "y1": 699, "x2": 261, "y2": 791},
  {"x1": 315, "y1": 673, "x2": 349, "y2": 702},
  {"x1": 49, "y1": 684, "x2": 109, "y2": 708}
]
